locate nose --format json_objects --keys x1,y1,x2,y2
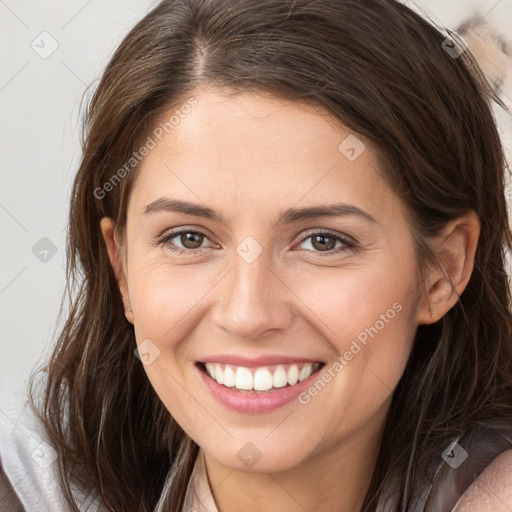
[{"x1": 210, "y1": 251, "x2": 294, "y2": 340}]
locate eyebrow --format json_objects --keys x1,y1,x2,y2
[{"x1": 143, "y1": 198, "x2": 378, "y2": 226}]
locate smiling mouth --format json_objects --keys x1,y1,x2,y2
[{"x1": 197, "y1": 361, "x2": 325, "y2": 393}]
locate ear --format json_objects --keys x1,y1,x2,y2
[
  {"x1": 100, "y1": 217, "x2": 134, "y2": 324},
  {"x1": 416, "y1": 210, "x2": 480, "y2": 325}
]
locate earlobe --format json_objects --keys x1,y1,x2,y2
[
  {"x1": 99, "y1": 217, "x2": 134, "y2": 324},
  {"x1": 416, "y1": 211, "x2": 480, "y2": 325}
]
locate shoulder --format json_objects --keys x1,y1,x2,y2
[
  {"x1": 0, "y1": 457, "x2": 24, "y2": 511},
  {"x1": 453, "y1": 447, "x2": 512, "y2": 511},
  {"x1": 0, "y1": 392, "x2": 102, "y2": 511},
  {"x1": 0, "y1": 393, "x2": 70, "y2": 511},
  {"x1": 417, "y1": 422, "x2": 512, "y2": 511}
]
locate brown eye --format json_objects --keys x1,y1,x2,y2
[
  {"x1": 310, "y1": 234, "x2": 337, "y2": 251},
  {"x1": 179, "y1": 232, "x2": 205, "y2": 249},
  {"x1": 158, "y1": 229, "x2": 214, "y2": 254},
  {"x1": 296, "y1": 231, "x2": 356, "y2": 256}
]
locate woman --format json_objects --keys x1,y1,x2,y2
[{"x1": 1, "y1": 0, "x2": 512, "y2": 510}]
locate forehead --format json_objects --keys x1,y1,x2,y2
[{"x1": 128, "y1": 87, "x2": 403, "y2": 226}]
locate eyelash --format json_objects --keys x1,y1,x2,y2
[{"x1": 156, "y1": 228, "x2": 357, "y2": 256}]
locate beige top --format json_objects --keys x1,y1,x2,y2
[{"x1": 182, "y1": 450, "x2": 219, "y2": 512}]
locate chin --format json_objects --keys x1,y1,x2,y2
[{"x1": 205, "y1": 441, "x2": 310, "y2": 474}]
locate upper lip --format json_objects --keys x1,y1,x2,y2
[{"x1": 198, "y1": 354, "x2": 325, "y2": 367}]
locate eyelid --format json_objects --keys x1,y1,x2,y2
[
  {"x1": 295, "y1": 228, "x2": 357, "y2": 246},
  {"x1": 292, "y1": 228, "x2": 357, "y2": 255},
  {"x1": 156, "y1": 227, "x2": 216, "y2": 251}
]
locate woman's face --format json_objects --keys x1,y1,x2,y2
[{"x1": 105, "y1": 87, "x2": 433, "y2": 473}]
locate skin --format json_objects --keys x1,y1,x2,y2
[
  {"x1": 101, "y1": 86, "x2": 480, "y2": 512},
  {"x1": 453, "y1": 449, "x2": 512, "y2": 511}
]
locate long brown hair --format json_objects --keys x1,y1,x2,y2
[{"x1": 30, "y1": 0, "x2": 512, "y2": 510}]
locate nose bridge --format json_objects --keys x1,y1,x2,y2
[{"x1": 211, "y1": 245, "x2": 292, "y2": 338}]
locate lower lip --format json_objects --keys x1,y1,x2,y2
[{"x1": 197, "y1": 363, "x2": 324, "y2": 414}]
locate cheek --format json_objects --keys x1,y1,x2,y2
[
  {"x1": 285, "y1": 257, "x2": 419, "y2": 347},
  {"x1": 126, "y1": 258, "x2": 215, "y2": 427},
  {"x1": 128, "y1": 257, "x2": 217, "y2": 346},
  {"x1": 286, "y1": 259, "x2": 419, "y2": 413}
]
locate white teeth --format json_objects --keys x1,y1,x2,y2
[
  {"x1": 203, "y1": 362, "x2": 320, "y2": 391},
  {"x1": 235, "y1": 367, "x2": 253, "y2": 390},
  {"x1": 298, "y1": 363, "x2": 313, "y2": 382},
  {"x1": 223, "y1": 365, "x2": 236, "y2": 387},
  {"x1": 214, "y1": 363, "x2": 224, "y2": 385},
  {"x1": 287, "y1": 365, "x2": 299, "y2": 386},
  {"x1": 272, "y1": 366, "x2": 288, "y2": 388},
  {"x1": 254, "y1": 368, "x2": 273, "y2": 391}
]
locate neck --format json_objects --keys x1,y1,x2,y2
[{"x1": 203, "y1": 399, "x2": 390, "y2": 512}]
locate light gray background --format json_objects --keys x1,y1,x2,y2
[{"x1": 1, "y1": 0, "x2": 511, "y2": 399}]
